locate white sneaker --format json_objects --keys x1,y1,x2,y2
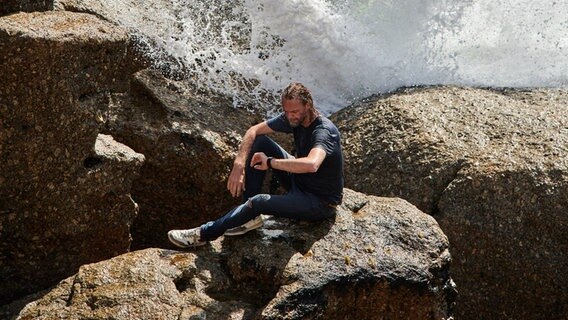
[
  {"x1": 168, "y1": 227, "x2": 206, "y2": 248},
  {"x1": 224, "y1": 216, "x2": 264, "y2": 236}
]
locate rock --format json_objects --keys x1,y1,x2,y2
[
  {"x1": 0, "y1": 1, "x2": 53, "y2": 16},
  {"x1": 90, "y1": 134, "x2": 146, "y2": 193},
  {"x1": 0, "y1": 11, "x2": 144, "y2": 304},
  {"x1": 438, "y1": 162, "x2": 568, "y2": 319},
  {"x1": 331, "y1": 86, "x2": 568, "y2": 319},
  {"x1": 2, "y1": 189, "x2": 455, "y2": 319},
  {"x1": 104, "y1": 69, "x2": 262, "y2": 249}
]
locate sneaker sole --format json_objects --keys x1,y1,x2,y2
[{"x1": 224, "y1": 219, "x2": 264, "y2": 236}]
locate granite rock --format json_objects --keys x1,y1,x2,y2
[
  {"x1": 0, "y1": 11, "x2": 144, "y2": 304},
  {"x1": 3, "y1": 189, "x2": 455, "y2": 320},
  {"x1": 331, "y1": 86, "x2": 568, "y2": 319}
]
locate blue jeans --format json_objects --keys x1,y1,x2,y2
[{"x1": 200, "y1": 136, "x2": 336, "y2": 241}]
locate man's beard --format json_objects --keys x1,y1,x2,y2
[{"x1": 288, "y1": 113, "x2": 307, "y2": 128}]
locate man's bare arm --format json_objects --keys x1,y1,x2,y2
[
  {"x1": 250, "y1": 147, "x2": 326, "y2": 174},
  {"x1": 227, "y1": 121, "x2": 274, "y2": 197}
]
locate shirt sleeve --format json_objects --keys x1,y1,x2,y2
[
  {"x1": 266, "y1": 113, "x2": 293, "y2": 133},
  {"x1": 312, "y1": 127, "x2": 337, "y2": 156}
]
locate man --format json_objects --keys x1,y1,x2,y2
[{"x1": 168, "y1": 82, "x2": 344, "y2": 248}]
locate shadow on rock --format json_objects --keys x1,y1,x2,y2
[{"x1": 209, "y1": 216, "x2": 335, "y2": 309}]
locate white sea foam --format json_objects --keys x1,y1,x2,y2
[{"x1": 99, "y1": 0, "x2": 568, "y2": 113}]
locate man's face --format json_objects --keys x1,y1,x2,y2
[{"x1": 282, "y1": 98, "x2": 308, "y2": 127}]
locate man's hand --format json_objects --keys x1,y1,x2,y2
[
  {"x1": 250, "y1": 152, "x2": 269, "y2": 170},
  {"x1": 227, "y1": 164, "x2": 245, "y2": 197},
  {"x1": 226, "y1": 121, "x2": 274, "y2": 198}
]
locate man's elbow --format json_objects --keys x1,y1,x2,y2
[
  {"x1": 245, "y1": 127, "x2": 257, "y2": 138},
  {"x1": 307, "y1": 161, "x2": 320, "y2": 173}
]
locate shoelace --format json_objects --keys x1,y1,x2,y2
[{"x1": 179, "y1": 229, "x2": 198, "y2": 241}]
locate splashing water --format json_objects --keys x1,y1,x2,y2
[{"x1": 95, "y1": 0, "x2": 567, "y2": 113}]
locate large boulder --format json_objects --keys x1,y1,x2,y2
[
  {"x1": 0, "y1": 11, "x2": 145, "y2": 304},
  {"x1": 2, "y1": 189, "x2": 456, "y2": 319},
  {"x1": 331, "y1": 86, "x2": 568, "y2": 319},
  {"x1": 104, "y1": 69, "x2": 261, "y2": 249}
]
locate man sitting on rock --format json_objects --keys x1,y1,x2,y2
[{"x1": 168, "y1": 82, "x2": 344, "y2": 248}]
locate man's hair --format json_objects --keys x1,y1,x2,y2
[{"x1": 281, "y1": 82, "x2": 314, "y2": 108}]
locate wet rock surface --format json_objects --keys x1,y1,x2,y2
[
  {"x1": 331, "y1": 86, "x2": 568, "y2": 319},
  {"x1": 2, "y1": 189, "x2": 455, "y2": 320}
]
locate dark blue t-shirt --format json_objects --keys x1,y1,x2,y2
[{"x1": 267, "y1": 113, "x2": 344, "y2": 205}]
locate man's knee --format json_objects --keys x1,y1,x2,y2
[
  {"x1": 248, "y1": 194, "x2": 271, "y2": 212},
  {"x1": 251, "y1": 135, "x2": 271, "y2": 151}
]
